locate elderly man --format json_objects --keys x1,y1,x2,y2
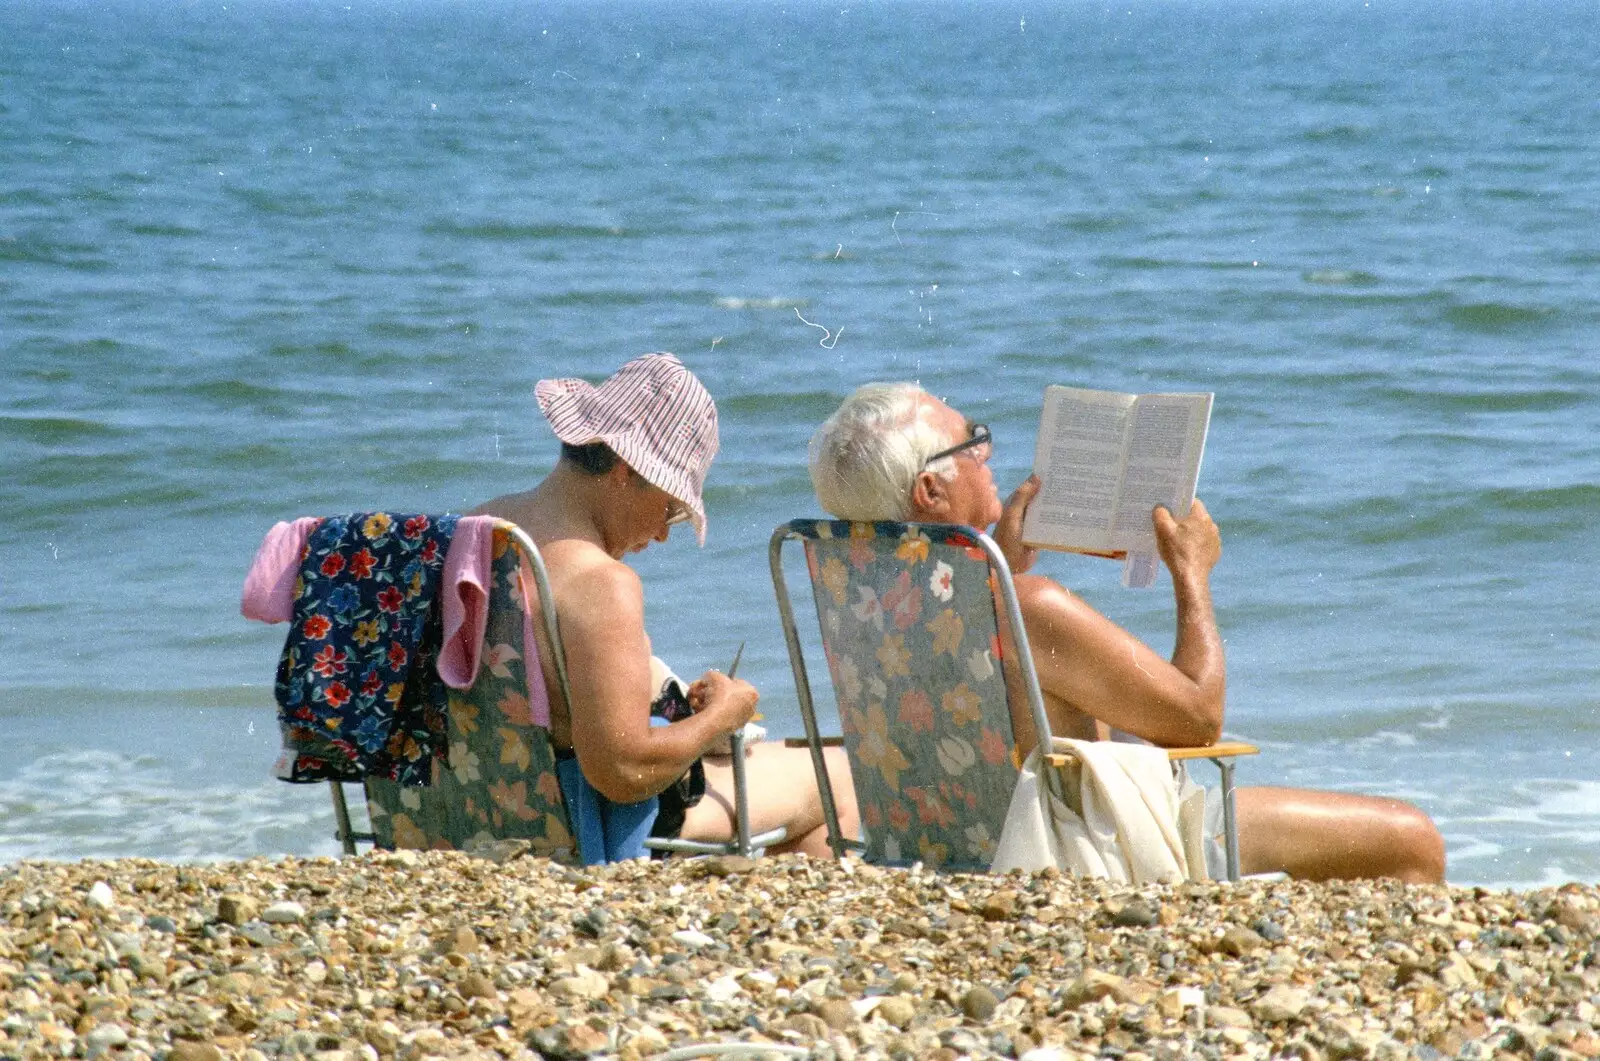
[{"x1": 808, "y1": 382, "x2": 1444, "y2": 883}]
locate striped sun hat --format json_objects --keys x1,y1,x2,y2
[{"x1": 535, "y1": 353, "x2": 720, "y2": 545}]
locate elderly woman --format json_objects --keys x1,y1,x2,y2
[{"x1": 474, "y1": 353, "x2": 857, "y2": 859}]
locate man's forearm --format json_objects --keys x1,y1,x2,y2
[{"x1": 1169, "y1": 570, "x2": 1227, "y2": 725}]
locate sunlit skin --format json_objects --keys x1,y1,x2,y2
[
  {"x1": 901, "y1": 393, "x2": 1445, "y2": 883},
  {"x1": 473, "y1": 457, "x2": 858, "y2": 857}
]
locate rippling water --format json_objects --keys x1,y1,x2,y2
[{"x1": 2, "y1": 0, "x2": 1596, "y2": 886}]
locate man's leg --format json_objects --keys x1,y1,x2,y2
[
  {"x1": 679, "y1": 743, "x2": 859, "y2": 858},
  {"x1": 1235, "y1": 786, "x2": 1446, "y2": 883}
]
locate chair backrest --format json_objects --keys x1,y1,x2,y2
[
  {"x1": 770, "y1": 519, "x2": 1055, "y2": 871},
  {"x1": 364, "y1": 522, "x2": 579, "y2": 862}
]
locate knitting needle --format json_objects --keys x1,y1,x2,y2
[{"x1": 725, "y1": 639, "x2": 753, "y2": 857}]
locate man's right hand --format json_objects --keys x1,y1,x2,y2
[
  {"x1": 992, "y1": 474, "x2": 1042, "y2": 575},
  {"x1": 1152, "y1": 497, "x2": 1221, "y2": 580}
]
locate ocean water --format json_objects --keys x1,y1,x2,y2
[{"x1": 1, "y1": 0, "x2": 1596, "y2": 887}]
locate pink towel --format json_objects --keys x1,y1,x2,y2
[
  {"x1": 239, "y1": 517, "x2": 321, "y2": 623},
  {"x1": 241, "y1": 515, "x2": 550, "y2": 727},
  {"x1": 436, "y1": 517, "x2": 551, "y2": 727}
]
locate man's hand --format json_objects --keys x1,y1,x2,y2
[
  {"x1": 1152, "y1": 497, "x2": 1221, "y2": 581},
  {"x1": 992, "y1": 474, "x2": 1042, "y2": 575},
  {"x1": 686, "y1": 671, "x2": 760, "y2": 735}
]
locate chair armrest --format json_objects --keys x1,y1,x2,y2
[
  {"x1": 784, "y1": 736, "x2": 845, "y2": 748},
  {"x1": 1162, "y1": 741, "x2": 1259, "y2": 761},
  {"x1": 1044, "y1": 741, "x2": 1259, "y2": 769}
]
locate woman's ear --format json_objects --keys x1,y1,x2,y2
[
  {"x1": 909, "y1": 469, "x2": 951, "y2": 520},
  {"x1": 610, "y1": 460, "x2": 640, "y2": 488}
]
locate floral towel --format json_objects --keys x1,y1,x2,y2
[{"x1": 275, "y1": 512, "x2": 460, "y2": 786}]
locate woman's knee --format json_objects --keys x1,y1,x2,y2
[{"x1": 822, "y1": 747, "x2": 861, "y2": 836}]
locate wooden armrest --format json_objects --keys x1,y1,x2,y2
[
  {"x1": 1045, "y1": 741, "x2": 1259, "y2": 769},
  {"x1": 1162, "y1": 741, "x2": 1259, "y2": 761},
  {"x1": 783, "y1": 736, "x2": 845, "y2": 748}
]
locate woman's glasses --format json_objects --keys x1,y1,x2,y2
[{"x1": 923, "y1": 423, "x2": 992, "y2": 468}]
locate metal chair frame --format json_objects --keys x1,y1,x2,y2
[{"x1": 328, "y1": 522, "x2": 781, "y2": 859}]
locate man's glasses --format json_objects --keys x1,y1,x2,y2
[
  {"x1": 923, "y1": 423, "x2": 992, "y2": 468},
  {"x1": 666, "y1": 499, "x2": 693, "y2": 526}
]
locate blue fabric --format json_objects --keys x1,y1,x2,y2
[{"x1": 554, "y1": 754, "x2": 659, "y2": 865}]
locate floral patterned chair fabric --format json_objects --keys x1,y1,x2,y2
[
  {"x1": 772, "y1": 518, "x2": 1261, "y2": 880},
  {"x1": 362, "y1": 524, "x2": 577, "y2": 863},
  {"x1": 773, "y1": 520, "x2": 1029, "y2": 872}
]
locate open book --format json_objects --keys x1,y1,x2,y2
[{"x1": 1020, "y1": 386, "x2": 1213, "y2": 588}]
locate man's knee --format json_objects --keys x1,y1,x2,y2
[{"x1": 1387, "y1": 802, "x2": 1446, "y2": 883}]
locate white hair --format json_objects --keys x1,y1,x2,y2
[{"x1": 808, "y1": 382, "x2": 959, "y2": 520}]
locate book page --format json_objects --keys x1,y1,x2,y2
[
  {"x1": 1108, "y1": 393, "x2": 1213, "y2": 550},
  {"x1": 1022, "y1": 386, "x2": 1136, "y2": 553}
]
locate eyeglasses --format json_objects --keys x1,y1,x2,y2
[
  {"x1": 923, "y1": 423, "x2": 992, "y2": 468},
  {"x1": 665, "y1": 499, "x2": 693, "y2": 527}
]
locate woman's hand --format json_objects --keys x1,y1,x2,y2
[{"x1": 686, "y1": 670, "x2": 760, "y2": 734}]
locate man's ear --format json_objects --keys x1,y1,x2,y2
[{"x1": 908, "y1": 469, "x2": 952, "y2": 520}]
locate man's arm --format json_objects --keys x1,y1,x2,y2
[
  {"x1": 555, "y1": 550, "x2": 756, "y2": 803},
  {"x1": 995, "y1": 492, "x2": 1226, "y2": 748}
]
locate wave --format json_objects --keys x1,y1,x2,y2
[
  {"x1": 1368, "y1": 385, "x2": 1586, "y2": 414},
  {"x1": 226, "y1": 187, "x2": 333, "y2": 219},
  {"x1": 1303, "y1": 269, "x2": 1380, "y2": 286},
  {"x1": 372, "y1": 457, "x2": 495, "y2": 488},
  {"x1": 0, "y1": 235, "x2": 111, "y2": 270},
  {"x1": 1442, "y1": 302, "x2": 1556, "y2": 332},
  {"x1": 0, "y1": 747, "x2": 340, "y2": 863},
  {"x1": 123, "y1": 222, "x2": 202, "y2": 238},
  {"x1": 1055, "y1": 214, "x2": 1131, "y2": 235},
  {"x1": 717, "y1": 389, "x2": 850, "y2": 420},
  {"x1": 1237, "y1": 484, "x2": 1600, "y2": 548},
  {"x1": 423, "y1": 221, "x2": 628, "y2": 240},
  {"x1": 0, "y1": 413, "x2": 125, "y2": 444},
  {"x1": 713, "y1": 296, "x2": 808, "y2": 311}
]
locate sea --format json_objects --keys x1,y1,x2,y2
[{"x1": 2, "y1": 0, "x2": 1595, "y2": 889}]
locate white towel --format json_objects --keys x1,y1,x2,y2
[{"x1": 991, "y1": 738, "x2": 1209, "y2": 883}]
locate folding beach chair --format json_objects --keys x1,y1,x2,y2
[
  {"x1": 769, "y1": 519, "x2": 1257, "y2": 880},
  {"x1": 335, "y1": 520, "x2": 782, "y2": 859}
]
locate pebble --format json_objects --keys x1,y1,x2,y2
[
  {"x1": 0, "y1": 855, "x2": 1596, "y2": 1061},
  {"x1": 869, "y1": 995, "x2": 911, "y2": 1029},
  {"x1": 1254, "y1": 984, "x2": 1310, "y2": 1023},
  {"x1": 961, "y1": 984, "x2": 1001, "y2": 1021},
  {"x1": 1112, "y1": 897, "x2": 1161, "y2": 927},
  {"x1": 816, "y1": 998, "x2": 858, "y2": 1031},
  {"x1": 87, "y1": 880, "x2": 116, "y2": 910},
  {"x1": 261, "y1": 900, "x2": 306, "y2": 923}
]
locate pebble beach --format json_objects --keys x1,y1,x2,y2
[{"x1": 4, "y1": 848, "x2": 1598, "y2": 1061}]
